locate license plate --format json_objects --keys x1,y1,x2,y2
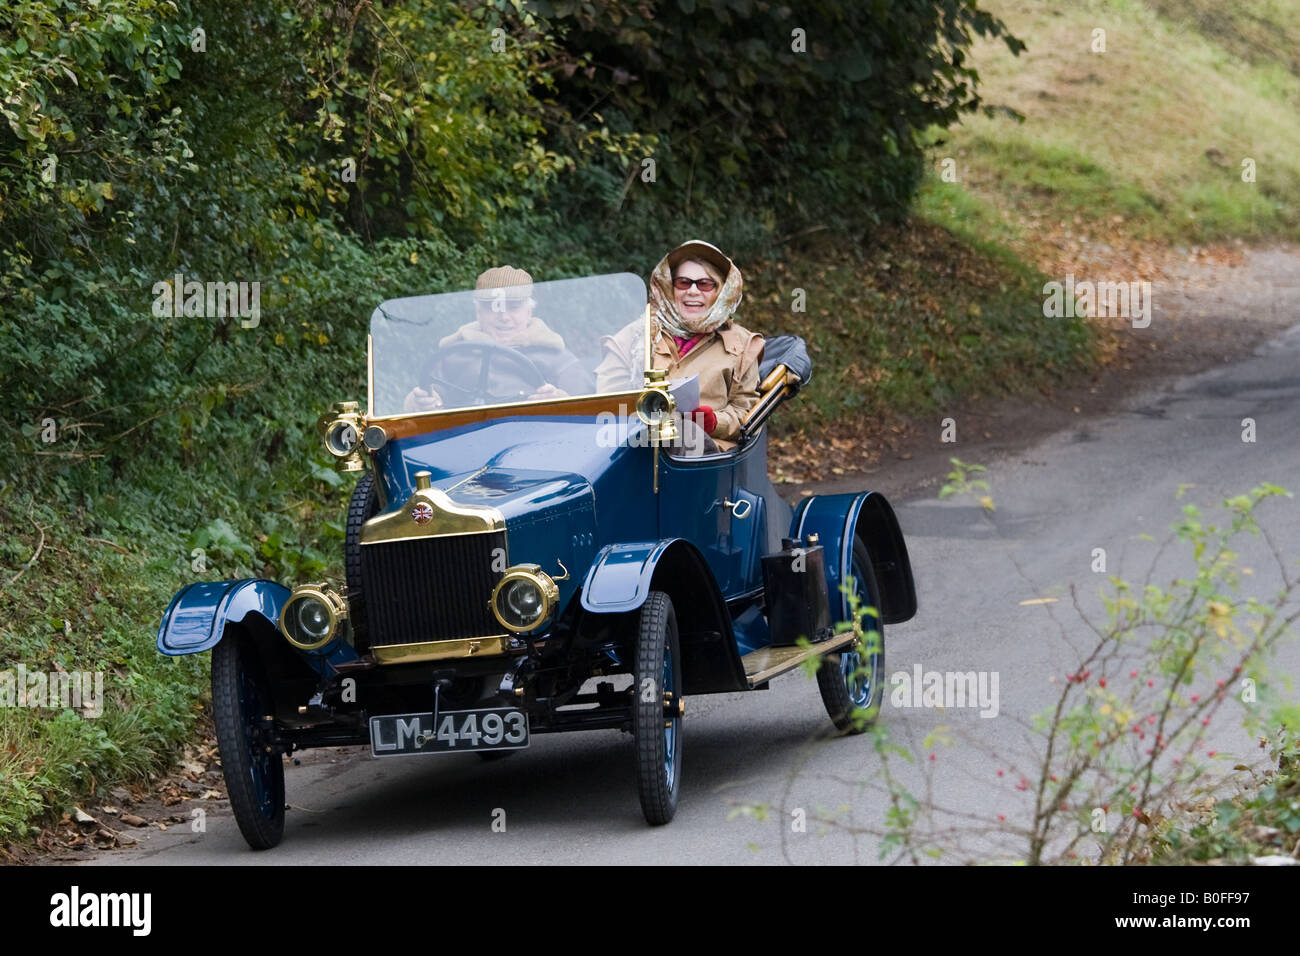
[{"x1": 369, "y1": 707, "x2": 529, "y2": 757}]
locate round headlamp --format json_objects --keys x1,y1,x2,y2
[
  {"x1": 490, "y1": 566, "x2": 559, "y2": 633},
  {"x1": 635, "y1": 387, "x2": 674, "y2": 426},
  {"x1": 324, "y1": 419, "x2": 360, "y2": 458},
  {"x1": 279, "y1": 586, "x2": 348, "y2": 650}
]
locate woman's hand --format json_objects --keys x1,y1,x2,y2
[{"x1": 688, "y1": 404, "x2": 717, "y2": 435}]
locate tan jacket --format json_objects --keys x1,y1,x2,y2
[{"x1": 596, "y1": 319, "x2": 765, "y2": 450}]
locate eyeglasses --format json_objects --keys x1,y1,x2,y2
[{"x1": 673, "y1": 276, "x2": 718, "y2": 292}]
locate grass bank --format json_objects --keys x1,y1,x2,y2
[{"x1": 927, "y1": 0, "x2": 1300, "y2": 251}]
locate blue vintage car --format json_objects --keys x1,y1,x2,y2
[{"x1": 157, "y1": 272, "x2": 916, "y2": 849}]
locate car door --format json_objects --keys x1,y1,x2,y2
[
  {"x1": 656, "y1": 448, "x2": 739, "y2": 596},
  {"x1": 725, "y1": 429, "x2": 781, "y2": 597}
]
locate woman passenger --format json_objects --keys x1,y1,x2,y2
[{"x1": 596, "y1": 240, "x2": 764, "y2": 453}]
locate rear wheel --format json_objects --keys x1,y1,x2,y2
[
  {"x1": 211, "y1": 632, "x2": 285, "y2": 849},
  {"x1": 633, "y1": 591, "x2": 682, "y2": 825},
  {"x1": 817, "y1": 538, "x2": 885, "y2": 734}
]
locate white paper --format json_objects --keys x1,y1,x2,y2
[{"x1": 669, "y1": 374, "x2": 700, "y2": 412}]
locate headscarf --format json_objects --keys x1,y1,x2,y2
[{"x1": 648, "y1": 240, "x2": 744, "y2": 339}]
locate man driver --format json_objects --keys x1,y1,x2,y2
[{"x1": 403, "y1": 266, "x2": 592, "y2": 412}]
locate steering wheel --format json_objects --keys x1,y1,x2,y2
[{"x1": 423, "y1": 340, "x2": 548, "y2": 406}]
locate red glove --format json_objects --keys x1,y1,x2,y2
[{"x1": 689, "y1": 405, "x2": 717, "y2": 435}]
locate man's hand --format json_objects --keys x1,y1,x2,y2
[
  {"x1": 403, "y1": 386, "x2": 443, "y2": 412},
  {"x1": 527, "y1": 383, "x2": 568, "y2": 401}
]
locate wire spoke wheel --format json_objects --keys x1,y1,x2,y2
[
  {"x1": 212, "y1": 632, "x2": 286, "y2": 849},
  {"x1": 817, "y1": 538, "x2": 885, "y2": 734},
  {"x1": 633, "y1": 591, "x2": 682, "y2": 825}
]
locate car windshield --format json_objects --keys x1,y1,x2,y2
[{"x1": 368, "y1": 272, "x2": 649, "y2": 418}]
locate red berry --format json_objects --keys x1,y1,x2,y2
[
  {"x1": 997, "y1": 769, "x2": 1004, "y2": 777},
  {"x1": 1208, "y1": 750, "x2": 1217, "y2": 757},
  {"x1": 1130, "y1": 670, "x2": 1138, "y2": 678},
  {"x1": 929, "y1": 753, "x2": 936, "y2": 761},
  {"x1": 997, "y1": 814, "x2": 1005, "y2": 821},
  {"x1": 1147, "y1": 680, "x2": 1154, "y2": 687},
  {"x1": 1099, "y1": 678, "x2": 1106, "y2": 688}
]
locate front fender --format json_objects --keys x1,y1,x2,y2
[
  {"x1": 157, "y1": 579, "x2": 290, "y2": 656},
  {"x1": 581, "y1": 539, "x2": 747, "y2": 694},
  {"x1": 580, "y1": 541, "x2": 678, "y2": 613},
  {"x1": 792, "y1": 491, "x2": 917, "y2": 626}
]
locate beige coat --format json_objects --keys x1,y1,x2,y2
[{"x1": 595, "y1": 319, "x2": 765, "y2": 450}]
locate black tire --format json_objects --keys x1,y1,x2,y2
[
  {"x1": 633, "y1": 591, "x2": 683, "y2": 825},
  {"x1": 345, "y1": 470, "x2": 379, "y2": 651},
  {"x1": 816, "y1": 538, "x2": 886, "y2": 734},
  {"x1": 211, "y1": 632, "x2": 285, "y2": 849}
]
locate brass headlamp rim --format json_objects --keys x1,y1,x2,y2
[
  {"x1": 489, "y1": 565, "x2": 559, "y2": 634},
  {"x1": 279, "y1": 584, "x2": 349, "y2": 651},
  {"x1": 324, "y1": 418, "x2": 362, "y2": 458},
  {"x1": 635, "y1": 369, "x2": 677, "y2": 441},
  {"x1": 319, "y1": 400, "x2": 367, "y2": 471}
]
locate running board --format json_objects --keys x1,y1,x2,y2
[{"x1": 741, "y1": 630, "x2": 858, "y2": 688}]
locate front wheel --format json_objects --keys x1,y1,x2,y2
[
  {"x1": 211, "y1": 632, "x2": 285, "y2": 849},
  {"x1": 817, "y1": 538, "x2": 885, "y2": 734},
  {"x1": 632, "y1": 591, "x2": 683, "y2": 825}
]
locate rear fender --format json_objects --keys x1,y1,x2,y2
[
  {"x1": 581, "y1": 540, "x2": 747, "y2": 694},
  {"x1": 792, "y1": 492, "x2": 917, "y2": 626}
]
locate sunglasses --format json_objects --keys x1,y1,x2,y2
[{"x1": 673, "y1": 276, "x2": 718, "y2": 292}]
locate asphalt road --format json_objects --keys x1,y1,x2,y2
[{"x1": 90, "y1": 321, "x2": 1300, "y2": 866}]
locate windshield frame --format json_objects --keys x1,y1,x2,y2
[{"x1": 364, "y1": 272, "x2": 651, "y2": 426}]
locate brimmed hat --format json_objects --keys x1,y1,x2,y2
[
  {"x1": 665, "y1": 240, "x2": 732, "y2": 280},
  {"x1": 473, "y1": 265, "x2": 533, "y2": 301}
]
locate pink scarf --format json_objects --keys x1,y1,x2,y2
[{"x1": 672, "y1": 333, "x2": 703, "y2": 357}]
